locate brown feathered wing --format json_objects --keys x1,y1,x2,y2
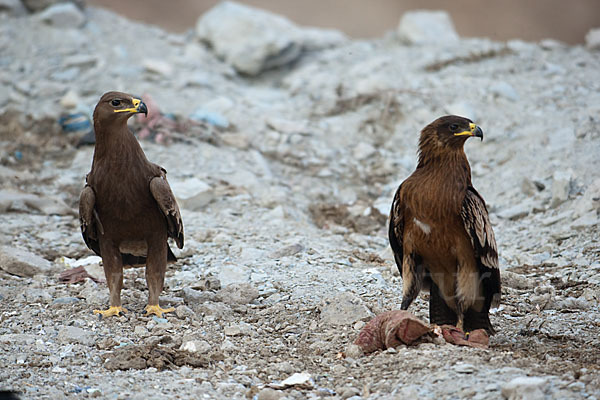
[
  {"x1": 149, "y1": 170, "x2": 184, "y2": 249},
  {"x1": 460, "y1": 187, "x2": 501, "y2": 310},
  {"x1": 79, "y1": 185, "x2": 102, "y2": 257}
]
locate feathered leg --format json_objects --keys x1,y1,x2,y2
[
  {"x1": 94, "y1": 239, "x2": 127, "y2": 318},
  {"x1": 145, "y1": 235, "x2": 174, "y2": 318},
  {"x1": 429, "y1": 280, "x2": 458, "y2": 326}
]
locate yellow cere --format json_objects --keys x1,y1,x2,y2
[
  {"x1": 454, "y1": 123, "x2": 478, "y2": 137},
  {"x1": 114, "y1": 98, "x2": 142, "y2": 113}
]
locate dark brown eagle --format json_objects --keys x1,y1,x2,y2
[
  {"x1": 389, "y1": 115, "x2": 500, "y2": 334},
  {"x1": 79, "y1": 91, "x2": 184, "y2": 318}
]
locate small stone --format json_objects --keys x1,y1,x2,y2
[
  {"x1": 216, "y1": 283, "x2": 259, "y2": 305},
  {"x1": 571, "y1": 211, "x2": 599, "y2": 230},
  {"x1": 0, "y1": 246, "x2": 55, "y2": 277},
  {"x1": 175, "y1": 304, "x2": 196, "y2": 319},
  {"x1": 397, "y1": 10, "x2": 459, "y2": 45},
  {"x1": 224, "y1": 325, "x2": 242, "y2": 336},
  {"x1": 152, "y1": 316, "x2": 168, "y2": 324},
  {"x1": 37, "y1": 2, "x2": 85, "y2": 28},
  {"x1": 353, "y1": 142, "x2": 377, "y2": 161},
  {"x1": 220, "y1": 339, "x2": 237, "y2": 352},
  {"x1": 58, "y1": 326, "x2": 94, "y2": 346},
  {"x1": 143, "y1": 59, "x2": 173, "y2": 76},
  {"x1": 182, "y1": 287, "x2": 215, "y2": 305},
  {"x1": 320, "y1": 292, "x2": 373, "y2": 326},
  {"x1": 453, "y1": 363, "x2": 476, "y2": 374},
  {"x1": 502, "y1": 271, "x2": 534, "y2": 290},
  {"x1": 257, "y1": 388, "x2": 282, "y2": 400},
  {"x1": 585, "y1": 28, "x2": 600, "y2": 50},
  {"x1": 52, "y1": 296, "x2": 80, "y2": 305},
  {"x1": 501, "y1": 376, "x2": 547, "y2": 400},
  {"x1": 497, "y1": 203, "x2": 530, "y2": 220},
  {"x1": 550, "y1": 171, "x2": 571, "y2": 208},
  {"x1": 180, "y1": 340, "x2": 211, "y2": 354},
  {"x1": 60, "y1": 90, "x2": 80, "y2": 109},
  {"x1": 22, "y1": 0, "x2": 84, "y2": 12},
  {"x1": 133, "y1": 326, "x2": 148, "y2": 337},
  {"x1": 490, "y1": 81, "x2": 519, "y2": 101}
]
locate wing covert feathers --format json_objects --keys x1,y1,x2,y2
[
  {"x1": 461, "y1": 187, "x2": 501, "y2": 307},
  {"x1": 388, "y1": 185, "x2": 404, "y2": 274},
  {"x1": 150, "y1": 175, "x2": 184, "y2": 249}
]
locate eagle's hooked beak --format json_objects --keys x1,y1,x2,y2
[
  {"x1": 113, "y1": 98, "x2": 148, "y2": 116},
  {"x1": 455, "y1": 123, "x2": 484, "y2": 141}
]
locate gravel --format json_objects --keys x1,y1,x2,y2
[{"x1": 0, "y1": 1, "x2": 599, "y2": 399}]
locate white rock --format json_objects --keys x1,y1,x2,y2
[
  {"x1": 37, "y1": 2, "x2": 85, "y2": 28},
  {"x1": 550, "y1": 171, "x2": 571, "y2": 208},
  {"x1": 60, "y1": 90, "x2": 80, "y2": 109},
  {"x1": 216, "y1": 283, "x2": 259, "y2": 305},
  {"x1": 0, "y1": 0, "x2": 27, "y2": 16},
  {"x1": 585, "y1": 28, "x2": 600, "y2": 50},
  {"x1": 196, "y1": 1, "x2": 302, "y2": 75},
  {"x1": 571, "y1": 211, "x2": 599, "y2": 231},
  {"x1": 218, "y1": 263, "x2": 250, "y2": 286},
  {"x1": 490, "y1": 81, "x2": 519, "y2": 101},
  {"x1": 0, "y1": 246, "x2": 56, "y2": 277},
  {"x1": 299, "y1": 27, "x2": 348, "y2": 51},
  {"x1": 58, "y1": 326, "x2": 94, "y2": 346},
  {"x1": 497, "y1": 203, "x2": 530, "y2": 220},
  {"x1": 397, "y1": 10, "x2": 459, "y2": 45},
  {"x1": 142, "y1": 59, "x2": 173, "y2": 76},
  {"x1": 180, "y1": 340, "x2": 211, "y2": 354},
  {"x1": 501, "y1": 376, "x2": 547, "y2": 400},
  {"x1": 320, "y1": 292, "x2": 373, "y2": 326},
  {"x1": 573, "y1": 178, "x2": 600, "y2": 218},
  {"x1": 171, "y1": 178, "x2": 214, "y2": 211},
  {"x1": 353, "y1": 142, "x2": 377, "y2": 161}
]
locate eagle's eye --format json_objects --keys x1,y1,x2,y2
[
  {"x1": 111, "y1": 99, "x2": 121, "y2": 107},
  {"x1": 449, "y1": 123, "x2": 459, "y2": 132}
]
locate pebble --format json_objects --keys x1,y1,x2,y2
[
  {"x1": 58, "y1": 326, "x2": 94, "y2": 346},
  {"x1": 36, "y1": 2, "x2": 85, "y2": 28},
  {"x1": 52, "y1": 296, "x2": 80, "y2": 305},
  {"x1": 501, "y1": 376, "x2": 547, "y2": 400},
  {"x1": 216, "y1": 283, "x2": 259, "y2": 305},
  {"x1": 175, "y1": 304, "x2": 196, "y2": 319},
  {"x1": 179, "y1": 340, "x2": 211, "y2": 353},
  {"x1": 320, "y1": 292, "x2": 373, "y2": 326}
]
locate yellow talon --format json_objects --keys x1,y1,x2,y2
[
  {"x1": 145, "y1": 304, "x2": 175, "y2": 318},
  {"x1": 93, "y1": 306, "x2": 127, "y2": 318}
]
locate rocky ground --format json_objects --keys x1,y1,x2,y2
[{"x1": 1, "y1": 2, "x2": 600, "y2": 399}]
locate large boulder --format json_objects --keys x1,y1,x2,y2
[
  {"x1": 196, "y1": 1, "x2": 346, "y2": 75},
  {"x1": 397, "y1": 10, "x2": 459, "y2": 45}
]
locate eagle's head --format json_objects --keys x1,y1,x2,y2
[
  {"x1": 93, "y1": 91, "x2": 148, "y2": 127},
  {"x1": 420, "y1": 115, "x2": 483, "y2": 151}
]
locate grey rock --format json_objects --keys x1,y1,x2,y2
[
  {"x1": 490, "y1": 81, "x2": 519, "y2": 101},
  {"x1": 21, "y1": 0, "x2": 84, "y2": 13},
  {"x1": 179, "y1": 340, "x2": 211, "y2": 354},
  {"x1": 299, "y1": 27, "x2": 348, "y2": 51},
  {"x1": 269, "y1": 243, "x2": 304, "y2": 259},
  {"x1": 501, "y1": 376, "x2": 547, "y2": 400},
  {"x1": 58, "y1": 326, "x2": 94, "y2": 346},
  {"x1": 571, "y1": 211, "x2": 599, "y2": 230},
  {"x1": 572, "y1": 178, "x2": 600, "y2": 218},
  {"x1": 196, "y1": 1, "x2": 302, "y2": 75},
  {"x1": 219, "y1": 263, "x2": 251, "y2": 286},
  {"x1": 502, "y1": 271, "x2": 534, "y2": 290},
  {"x1": 171, "y1": 178, "x2": 214, "y2": 211},
  {"x1": 0, "y1": 0, "x2": 27, "y2": 16},
  {"x1": 133, "y1": 326, "x2": 148, "y2": 337},
  {"x1": 585, "y1": 28, "x2": 600, "y2": 50},
  {"x1": 397, "y1": 10, "x2": 459, "y2": 45},
  {"x1": 0, "y1": 190, "x2": 74, "y2": 215},
  {"x1": 216, "y1": 283, "x2": 259, "y2": 305},
  {"x1": 175, "y1": 304, "x2": 196, "y2": 319},
  {"x1": 550, "y1": 171, "x2": 572, "y2": 208},
  {"x1": 36, "y1": 2, "x2": 85, "y2": 28},
  {"x1": 24, "y1": 288, "x2": 52, "y2": 303},
  {"x1": 257, "y1": 388, "x2": 282, "y2": 400},
  {"x1": 52, "y1": 296, "x2": 80, "y2": 305},
  {"x1": 182, "y1": 287, "x2": 215, "y2": 305},
  {"x1": 79, "y1": 279, "x2": 108, "y2": 305},
  {"x1": 0, "y1": 246, "x2": 55, "y2": 277},
  {"x1": 320, "y1": 292, "x2": 373, "y2": 326},
  {"x1": 497, "y1": 203, "x2": 530, "y2": 220}
]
